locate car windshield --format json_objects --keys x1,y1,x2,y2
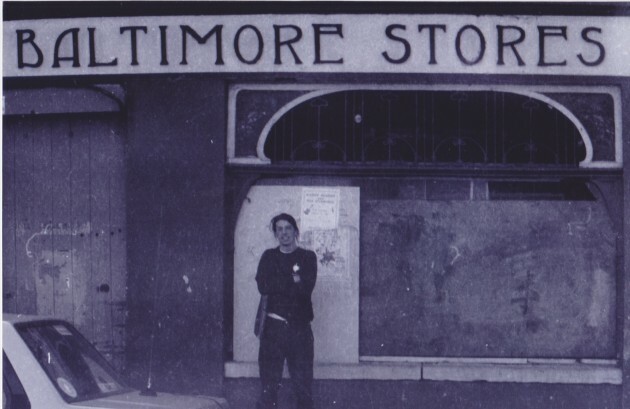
[{"x1": 15, "y1": 320, "x2": 131, "y2": 402}]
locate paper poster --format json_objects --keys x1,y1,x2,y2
[
  {"x1": 301, "y1": 229, "x2": 349, "y2": 282},
  {"x1": 300, "y1": 187, "x2": 340, "y2": 232}
]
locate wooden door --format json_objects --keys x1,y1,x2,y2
[{"x1": 3, "y1": 114, "x2": 127, "y2": 369}]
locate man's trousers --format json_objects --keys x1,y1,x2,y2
[{"x1": 257, "y1": 318, "x2": 314, "y2": 409}]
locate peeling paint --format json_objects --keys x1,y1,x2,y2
[
  {"x1": 448, "y1": 245, "x2": 461, "y2": 266},
  {"x1": 567, "y1": 206, "x2": 592, "y2": 236},
  {"x1": 25, "y1": 222, "x2": 92, "y2": 258}
]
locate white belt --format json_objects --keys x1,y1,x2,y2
[{"x1": 267, "y1": 313, "x2": 288, "y2": 322}]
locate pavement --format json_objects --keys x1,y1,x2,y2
[{"x1": 224, "y1": 378, "x2": 621, "y2": 409}]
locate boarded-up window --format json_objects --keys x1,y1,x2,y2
[{"x1": 360, "y1": 178, "x2": 617, "y2": 358}]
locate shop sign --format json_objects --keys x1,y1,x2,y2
[{"x1": 4, "y1": 14, "x2": 629, "y2": 77}]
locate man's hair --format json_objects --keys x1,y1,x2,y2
[{"x1": 270, "y1": 213, "x2": 299, "y2": 234}]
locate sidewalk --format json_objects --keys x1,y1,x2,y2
[{"x1": 224, "y1": 378, "x2": 620, "y2": 409}]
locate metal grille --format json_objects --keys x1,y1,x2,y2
[{"x1": 264, "y1": 90, "x2": 585, "y2": 167}]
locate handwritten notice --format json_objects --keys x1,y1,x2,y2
[{"x1": 300, "y1": 188, "x2": 340, "y2": 232}]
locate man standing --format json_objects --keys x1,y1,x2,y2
[{"x1": 255, "y1": 213, "x2": 317, "y2": 409}]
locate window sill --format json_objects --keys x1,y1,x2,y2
[{"x1": 224, "y1": 359, "x2": 621, "y2": 385}]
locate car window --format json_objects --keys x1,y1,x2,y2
[
  {"x1": 3, "y1": 353, "x2": 31, "y2": 409},
  {"x1": 14, "y1": 322, "x2": 130, "y2": 403}
]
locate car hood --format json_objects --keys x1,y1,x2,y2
[{"x1": 72, "y1": 390, "x2": 228, "y2": 409}]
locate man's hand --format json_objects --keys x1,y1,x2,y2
[{"x1": 292, "y1": 273, "x2": 301, "y2": 283}]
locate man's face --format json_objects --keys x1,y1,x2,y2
[{"x1": 274, "y1": 220, "x2": 298, "y2": 246}]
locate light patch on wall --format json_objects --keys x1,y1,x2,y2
[
  {"x1": 588, "y1": 268, "x2": 612, "y2": 327},
  {"x1": 182, "y1": 275, "x2": 193, "y2": 293}
]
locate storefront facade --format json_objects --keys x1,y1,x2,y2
[{"x1": 3, "y1": 3, "x2": 630, "y2": 408}]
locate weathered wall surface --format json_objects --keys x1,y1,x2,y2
[
  {"x1": 124, "y1": 77, "x2": 226, "y2": 395},
  {"x1": 362, "y1": 198, "x2": 616, "y2": 357}
]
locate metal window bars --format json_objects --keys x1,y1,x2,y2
[{"x1": 264, "y1": 90, "x2": 585, "y2": 167}]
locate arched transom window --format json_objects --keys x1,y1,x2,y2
[{"x1": 264, "y1": 90, "x2": 586, "y2": 167}]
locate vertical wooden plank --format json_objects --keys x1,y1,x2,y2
[
  {"x1": 70, "y1": 118, "x2": 95, "y2": 339},
  {"x1": 621, "y1": 83, "x2": 630, "y2": 409},
  {"x1": 3, "y1": 120, "x2": 19, "y2": 313},
  {"x1": 32, "y1": 119, "x2": 55, "y2": 317},
  {"x1": 106, "y1": 118, "x2": 127, "y2": 370},
  {"x1": 51, "y1": 119, "x2": 75, "y2": 322},
  {"x1": 89, "y1": 118, "x2": 115, "y2": 360},
  {"x1": 12, "y1": 118, "x2": 38, "y2": 314}
]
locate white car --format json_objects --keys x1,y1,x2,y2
[{"x1": 3, "y1": 314, "x2": 229, "y2": 409}]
